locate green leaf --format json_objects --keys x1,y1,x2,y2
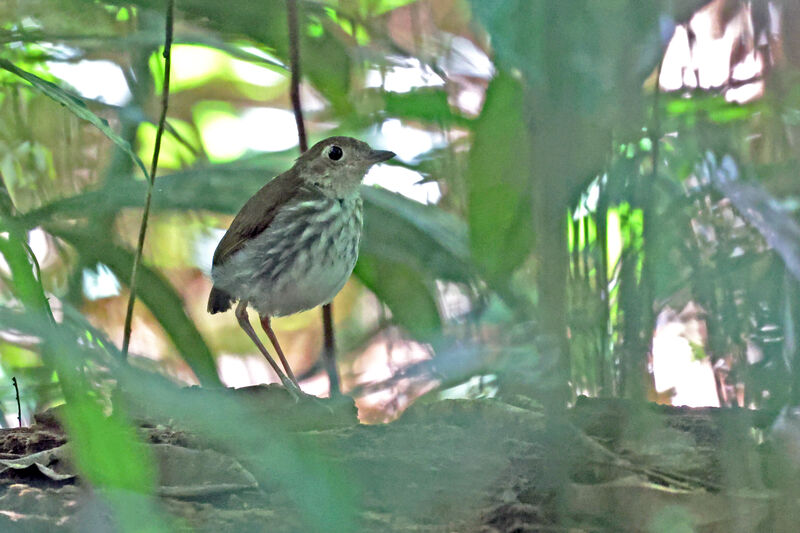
[
  {"x1": 354, "y1": 256, "x2": 440, "y2": 339},
  {"x1": 47, "y1": 226, "x2": 221, "y2": 387},
  {"x1": 120, "y1": 0, "x2": 352, "y2": 112},
  {"x1": 0, "y1": 59, "x2": 150, "y2": 180},
  {"x1": 382, "y1": 88, "x2": 469, "y2": 126},
  {"x1": 466, "y1": 72, "x2": 534, "y2": 281},
  {"x1": 62, "y1": 395, "x2": 157, "y2": 493},
  {"x1": 0, "y1": 309, "x2": 170, "y2": 532},
  {"x1": 0, "y1": 229, "x2": 52, "y2": 319},
  {"x1": 361, "y1": 186, "x2": 473, "y2": 283},
  {"x1": 19, "y1": 156, "x2": 291, "y2": 224},
  {"x1": 19, "y1": 158, "x2": 474, "y2": 287},
  {"x1": 18, "y1": 160, "x2": 472, "y2": 340}
]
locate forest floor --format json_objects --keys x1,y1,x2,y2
[{"x1": 0, "y1": 387, "x2": 791, "y2": 532}]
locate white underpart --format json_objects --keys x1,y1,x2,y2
[{"x1": 212, "y1": 194, "x2": 363, "y2": 317}]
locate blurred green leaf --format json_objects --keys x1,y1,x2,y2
[
  {"x1": 468, "y1": 1, "x2": 667, "y2": 115},
  {"x1": 382, "y1": 88, "x2": 469, "y2": 126},
  {"x1": 16, "y1": 156, "x2": 472, "y2": 340},
  {"x1": 0, "y1": 220, "x2": 52, "y2": 320},
  {"x1": 19, "y1": 156, "x2": 290, "y2": 222},
  {"x1": 0, "y1": 59, "x2": 150, "y2": 179},
  {"x1": 0, "y1": 308, "x2": 169, "y2": 532},
  {"x1": 466, "y1": 72, "x2": 533, "y2": 281},
  {"x1": 46, "y1": 226, "x2": 221, "y2": 386},
  {"x1": 354, "y1": 256, "x2": 440, "y2": 339},
  {"x1": 18, "y1": 157, "x2": 474, "y2": 290},
  {"x1": 62, "y1": 395, "x2": 156, "y2": 492},
  {"x1": 118, "y1": 0, "x2": 353, "y2": 112},
  {"x1": 361, "y1": 185, "x2": 473, "y2": 283}
]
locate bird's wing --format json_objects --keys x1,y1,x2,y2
[{"x1": 211, "y1": 171, "x2": 303, "y2": 267}]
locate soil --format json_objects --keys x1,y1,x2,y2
[{"x1": 0, "y1": 389, "x2": 789, "y2": 532}]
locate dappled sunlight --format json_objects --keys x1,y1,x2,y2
[
  {"x1": 651, "y1": 306, "x2": 720, "y2": 407},
  {"x1": 346, "y1": 332, "x2": 434, "y2": 423}
]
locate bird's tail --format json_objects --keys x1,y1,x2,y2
[{"x1": 207, "y1": 286, "x2": 234, "y2": 314}]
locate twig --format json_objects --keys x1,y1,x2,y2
[
  {"x1": 564, "y1": 422, "x2": 720, "y2": 492},
  {"x1": 11, "y1": 377, "x2": 21, "y2": 427},
  {"x1": 287, "y1": 0, "x2": 307, "y2": 153},
  {"x1": 121, "y1": 0, "x2": 175, "y2": 358},
  {"x1": 286, "y1": 0, "x2": 341, "y2": 395}
]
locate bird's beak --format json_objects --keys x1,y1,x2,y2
[{"x1": 367, "y1": 149, "x2": 396, "y2": 163}]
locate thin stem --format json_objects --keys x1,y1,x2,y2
[
  {"x1": 286, "y1": 0, "x2": 341, "y2": 395},
  {"x1": 322, "y1": 303, "x2": 340, "y2": 395},
  {"x1": 287, "y1": 0, "x2": 307, "y2": 153},
  {"x1": 121, "y1": 0, "x2": 174, "y2": 358},
  {"x1": 12, "y1": 377, "x2": 21, "y2": 427}
]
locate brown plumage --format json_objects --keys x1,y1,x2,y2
[
  {"x1": 206, "y1": 136, "x2": 394, "y2": 396},
  {"x1": 207, "y1": 172, "x2": 304, "y2": 314}
]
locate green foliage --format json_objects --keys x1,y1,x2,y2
[
  {"x1": 0, "y1": 59, "x2": 149, "y2": 179},
  {"x1": 50, "y1": 226, "x2": 221, "y2": 386},
  {"x1": 466, "y1": 72, "x2": 533, "y2": 282},
  {"x1": 383, "y1": 88, "x2": 469, "y2": 126},
  {"x1": 4, "y1": 0, "x2": 800, "y2": 526},
  {"x1": 354, "y1": 256, "x2": 440, "y2": 339}
]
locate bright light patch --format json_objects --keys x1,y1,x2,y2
[
  {"x1": 196, "y1": 110, "x2": 247, "y2": 161},
  {"x1": 605, "y1": 209, "x2": 623, "y2": 279},
  {"x1": 240, "y1": 108, "x2": 299, "y2": 152},
  {"x1": 45, "y1": 60, "x2": 130, "y2": 106},
  {"x1": 196, "y1": 106, "x2": 299, "y2": 161},
  {"x1": 194, "y1": 228, "x2": 226, "y2": 274},
  {"x1": 379, "y1": 119, "x2": 442, "y2": 161},
  {"x1": 440, "y1": 35, "x2": 495, "y2": 79},
  {"x1": 169, "y1": 45, "x2": 227, "y2": 90},
  {"x1": 364, "y1": 164, "x2": 441, "y2": 205},
  {"x1": 27, "y1": 227, "x2": 50, "y2": 267},
  {"x1": 456, "y1": 88, "x2": 483, "y2": 116},
  {"x1": 366, "y1": 58, "x2": 444, "y2": 93},
  {"x1": 230, "y1": 58, "x2": 285, "y2": 86},
  {"x1": 659, "y1": 25, "x2": 692, "y2": 91},
  {"x1": 82, "y1": 263, "x2": 120, "y2": 300}
]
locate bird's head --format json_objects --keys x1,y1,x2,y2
[{"x1": 294, "y1": 136, "x2": 395, "y2": 197}]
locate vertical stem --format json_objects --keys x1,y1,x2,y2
[
  {"x1": 121, "y1": 0, "x2": 174, "y2": 358},
  {"x1": 286, "y1": 0, "x2": 341, "y2": 395},
  {"x1": 786, "y1": 274, "x2": 800, "y2": 405},
  {"x1": 287, "y1": 0, "x2": 307, "y2": 153},
  {"x1": 322, "y1": 304, "x2": 340, "y2": 395},
  {"x1": 595, "y1": 178, "x2": 611, "y2": 394},
  {"x1": 634, "y1": 59, "x2": 664, "y2": 398},
  {"x1": 12, "y1": 377, "x2": 21, "y2": 427}
]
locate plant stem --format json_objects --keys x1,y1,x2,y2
[
  {"x1": 121, "y1": 0, "x2": 174, "y2": 358},
  {"x1": 286, "y1": 0, "x2": 341, "y2": 396}
]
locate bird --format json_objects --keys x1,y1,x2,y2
[{"x1": 207, "y1": 136, "x2": 395, "y2": 396}]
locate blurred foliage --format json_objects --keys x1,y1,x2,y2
[{"x1": 5, "y1": 0, "x2": 800, "y2": 529}]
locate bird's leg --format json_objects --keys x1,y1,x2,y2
[
  {"x1": 235, "y1": 301, "x2": 299, "y2": 397},
  {"x1": 260, "y1": 315, "x2": 299, "y2": 387}
]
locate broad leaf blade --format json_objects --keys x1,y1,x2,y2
[
  {"x1": 19, "y1": 158, "x2": 473, "y2": 341},
  {"x1": 0, "y1": 59, "x2": 150, "y2": 179},
  {"x1": 48, "y1": 226, "x2": 221, "y2": 386},
  {"x1": 466, "y1": 72, "x2": 534, "y2": 281},
  {"x1": 383, "y1": 88, "x2": 469, "y2": 127},
  {"x1": 354, "y1": 256, "x2": 441, "y2": 340}
]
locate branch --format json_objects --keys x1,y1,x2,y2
[
  {"x1": 12, "y1": 377, "x2": 21, "y2": 427},
  {"x1": 122, "y1": 0, "x2": 175, "y2": 358},
  {"x1": 287, "y1": 0, "x2": 308, "y2": 153}
]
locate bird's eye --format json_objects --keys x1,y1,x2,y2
[{"x1": 328, "y1": 145, "x2": 343, "y2": 161}]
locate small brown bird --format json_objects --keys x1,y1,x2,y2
[{"x1": 208, "y1": 136, "x2": 395, "y2": 395}]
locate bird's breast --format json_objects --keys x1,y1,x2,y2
[{"x1": 212, "y1": 195, "x2": 363, "y2": 317}]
